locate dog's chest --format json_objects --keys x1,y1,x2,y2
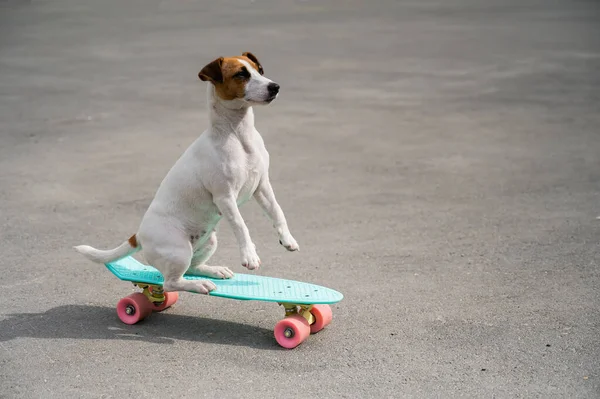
[{"x1": 236, "y1": 151, "x2": 264, "y2": 204}]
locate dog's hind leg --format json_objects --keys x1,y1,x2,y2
[
  {"x1": 143, "y1": 233, "x2": 217, "y2": 294},
  {"x1": 186, "y1": 231, "x2": 234, "y2": 279}
]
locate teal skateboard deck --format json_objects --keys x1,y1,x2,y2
[
  {"x1": 106, "y1": 256, "x2": 343, "y2": 304},
  {"x1": 104, "y1": 256, "x2": 343, "y2": 348}
]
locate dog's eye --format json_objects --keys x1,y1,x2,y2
[{"x1": 234, "y1": 69, "x2": 250, "y2": 79}]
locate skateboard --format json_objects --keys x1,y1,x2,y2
[{"x1": 104, "y1": 256, "x2": 344, "y2": 349}]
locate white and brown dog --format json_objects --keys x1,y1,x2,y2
[{"x1": 75, "y1": 52, "x2": 299, "y2": 294}]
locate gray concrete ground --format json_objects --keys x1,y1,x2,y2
[{"x1": 1, "y1": 0, "x2": 599, "y2": 397}]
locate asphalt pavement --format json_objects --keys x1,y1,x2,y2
[{"x1": 1, "y1": 0, "x2": 599, "y2": 397}]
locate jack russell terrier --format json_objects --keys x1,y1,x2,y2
[{"x1": 75, "y1": 52, "x2": 299, "y2": 294}]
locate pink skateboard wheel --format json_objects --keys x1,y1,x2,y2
[
  {"x1": 152, "y1": 291, "x2": 179, "y2": 312},
  {"x1": 116, "y1": 293, "x2": 153, "y2": 325},
  {"x1": 309, "y1": 304, "x2": 333, "y2": 334},
  {"x1": 274, "y1": 315, "x2": 311, "y2": 349}
]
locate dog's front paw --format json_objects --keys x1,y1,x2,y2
[
  {"x1": 241, "y1": 245, "x2": 261, "y2": 270},
  {"x1": 279, "y1": 232, "x2": 299, "y2": 252}
]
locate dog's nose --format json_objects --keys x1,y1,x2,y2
[{"x1": 268, "y1": 82, "x2": 280, "y2": 96}]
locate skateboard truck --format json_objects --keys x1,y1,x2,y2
[
  {"x1": 132, "y1": 282, "x2": 166, "y2": 304},
  {"x1": 280, "y1": 303, "x2": 315, "y2": 325}
]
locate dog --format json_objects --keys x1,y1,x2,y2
[{"x1": 75, "y1": 52, "x2": 299, "y2": 294}]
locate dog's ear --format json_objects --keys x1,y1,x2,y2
[
  {"x1": 198, "y1": 57, "x2": 224, "y2": 83},
  {"x1": 242, "y1": 52, "x2": 264, "y2": 75}
]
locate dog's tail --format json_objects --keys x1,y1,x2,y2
[{"x1": 74, "y1": 234, "x2": 140, "y2": 264}]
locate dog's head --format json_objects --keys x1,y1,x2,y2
[{"x1": 198, "y1": 52, "x2": 279, "y2": 106}]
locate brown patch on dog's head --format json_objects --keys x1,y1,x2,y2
[
  {"x1": 198, "y1": 53, "x2": 264, "y2": 101},
  {"x1": 198, "y1": 57, "x2": 224, "y2": 84},
  {"x1": 242, "y1": 52, "x2": 264, "y2": 75}
]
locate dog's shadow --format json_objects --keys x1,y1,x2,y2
[{"x1": 1, "y1": 304, "x2": 280, "y2": 350}]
